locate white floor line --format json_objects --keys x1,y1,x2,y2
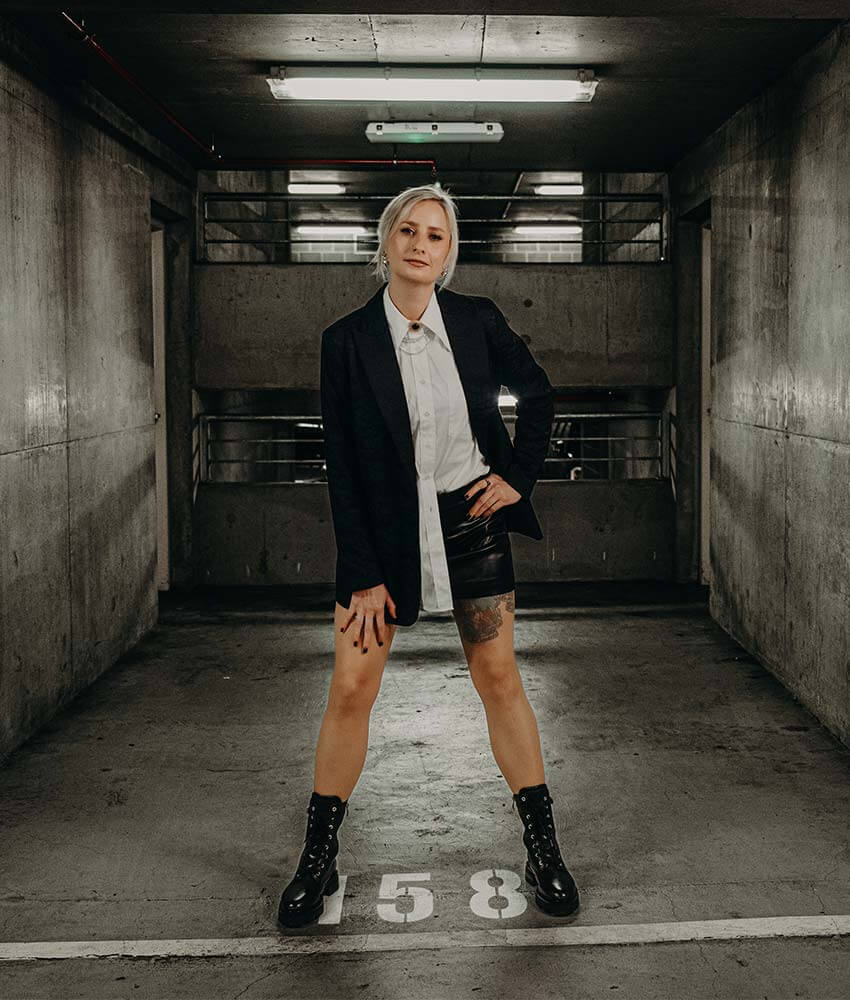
[{"x1": 2, "y1": 914, "x2": 850, "y2": 962}]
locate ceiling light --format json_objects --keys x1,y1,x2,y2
[
  {"x1": 534, "y1": 184, "x2": 584, "y2": 195},
  {"x1": 513, "y1": 225, "x2": 583, "y2": 237},
  {"x1": 366, "y1": 122, "x2": 503, "y2": 143},
  {"x1": 267, "y1": 66, "x2": 598, "y2": 103},
  {"x1": 294, "y1": 225, "x2": 369, "y2": 236},
  {"x1": 288, "y1": 183, "x2": 346, "y2": 194}
]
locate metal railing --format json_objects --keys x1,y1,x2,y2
[
  {"x1": 198, "y1": 411, "x2": 668, "y2": 484},
  {"x1": 200, "y1": 191, "x2": 665, "y2": 264}
]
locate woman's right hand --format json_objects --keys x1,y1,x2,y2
[{"x1": 341, "y1": 584, "x2": 398, "y2": 653}]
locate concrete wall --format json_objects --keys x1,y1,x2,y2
[
  {"x1": 194, "y1": 480, "x2": 674, "y2": 586},
  {"x1": 195, "y1": 261, "x2": 673, "y2": 389},
  {"x1": 670, "y1": 22, "x2": 850, "y2": 745},
  {"x1": 0, "y1": 23, "x2": 195, "y2": 761}
]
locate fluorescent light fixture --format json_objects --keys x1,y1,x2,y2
[
  {"x1": 513, "y1": 225, "x2": 583, "y2": 237},
  {"x1": 294, "y1": 225, "x2": 369, "y2": 236},
  {"x1": 534, "y1": 184, "x2": 584, "y2": 195},
  {"x1": 288, "y1": 183, "x2": 346, "y2": 194},
  {"x1": 499, "y1": 394, "x2": 517, "y2": 407},
  {"x1": 267, "y1": 66, "x2": 598, "y2": 102},
  {"x1": 366, "y1": 122, "x2": 503, "y2": 143}
]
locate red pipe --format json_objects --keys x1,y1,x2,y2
[
  {"x1": 59, "y1": 11, "x2": 438, "y2": 172},
  {"x1": 208, "y1": 158, "x2": 438, "y2": 169}
]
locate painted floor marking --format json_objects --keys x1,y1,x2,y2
[{"x1": 2, "y1": 914, "x2": 850, "y2": 962}]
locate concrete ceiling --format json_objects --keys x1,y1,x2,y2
[
  {"x1": 3, "y1": 2, "x2": 850, "y2": 12},
  {"x1": 5, "y1": 10, "x2": 843, "y2": 171}
]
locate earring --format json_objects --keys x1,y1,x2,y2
[{"x1": 381, "y1": 253, "x2": 388, "y2": 265}]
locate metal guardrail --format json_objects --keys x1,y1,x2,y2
[
  {"x1": 198, "y1": 411, "x2": 668, "y2": 484},
  {"x1": 200, "y1": 191, "x2": 665, "y2": 263}
]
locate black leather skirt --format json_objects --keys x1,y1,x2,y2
[{"x1": 437, "y1": 475, "x2": 516, "y2": 602}]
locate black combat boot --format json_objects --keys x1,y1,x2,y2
[
  {"x1": 512, "y1": 782, "x2": 580, "y2": 918},
  {"x1": 277, "y1": 790, "x2": 348, "y2": 928}
]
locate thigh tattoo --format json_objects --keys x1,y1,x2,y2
[{"x1": 454, "y1": 591, "x2": 516, "y2": 644}]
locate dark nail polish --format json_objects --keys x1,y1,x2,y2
[
  {"x1": 362, "y1": 648, "x2": 368, "y2": 654},
  {"x1": 353, "y1": 641, "x2": 358, "y2": 646},
  {"x1": 378, "y1": 641, "x2": 383, "y2": 646}
]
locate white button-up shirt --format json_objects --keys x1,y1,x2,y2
[{"x1": 383, "y1": 285, "x2": 490, "y2": 612}]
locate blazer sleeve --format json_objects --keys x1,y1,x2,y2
[
  {"x1": 320, "y1": 328, "x2": 386, "y2": 593},
  {"x1": 481, "y1": 297, "x2": 554, "y2": 500}
]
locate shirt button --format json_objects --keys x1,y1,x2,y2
[{"x1": 424, "y1": 411, "x2": 430, "y2": 416}]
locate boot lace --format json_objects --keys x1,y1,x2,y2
[
  {"x1": 516, "y1": 796, "x2": 565, "y2": 869},
  {"x1": 298, "y1": 802, "x2": 341, "y2": 881},
  {"x1": 532, "y1": 813, "x2": 564, "y2": 867}
]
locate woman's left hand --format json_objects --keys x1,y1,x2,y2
[{"x1": 465, "y1": 472, "x2": 522, "y2": 518}]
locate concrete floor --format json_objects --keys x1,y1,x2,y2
[{"x1": 1, "y1": 583, "x2": 849, "y2": 999}]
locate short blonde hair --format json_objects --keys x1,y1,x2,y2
[{"x1": 370, "y1": 183, "x2": 459, "y2": 287}]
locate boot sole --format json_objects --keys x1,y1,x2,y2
[
  {"x1": 525, "y1": 860, "x2": 581, "y2": 918},
  {"x1": 277, "y1": 868, "x2": 340, "y2": 929}
]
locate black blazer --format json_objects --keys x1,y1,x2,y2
[{"x1": 320, "y1": 282, "x2": 554, "y2": 626}]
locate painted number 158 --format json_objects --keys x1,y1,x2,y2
[{"x1": 316, "y1": 869, "x2": 529, "y2": 924}]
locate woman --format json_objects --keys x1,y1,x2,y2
[{"x1": 277, "y1": 183, "x2": 579, "y2": 928}]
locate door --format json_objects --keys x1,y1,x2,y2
[
  {"x1": 699, "y1": 221, "x2": 712, "y2": 586},
  {"x1": 151, "y1": 223, "x2": 170, "y2": 590}
]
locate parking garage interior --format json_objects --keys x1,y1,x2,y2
[{"x1": 1, "y1": 3, "x2": 850, "y2": 997}]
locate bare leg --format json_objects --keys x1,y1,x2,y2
[
  {"x1": 452, "y1": 591, "x2": 545, "y2": 794},
  {"x1": 312, "y1": 602, "x2": 397, "y2": 799}
]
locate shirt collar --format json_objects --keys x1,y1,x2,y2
[{"x1": 383, "y1": 284, "x2": 450, "y2": 353}]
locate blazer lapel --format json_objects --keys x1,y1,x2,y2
[
  {"x1": 436, "y1": 286, "x2": 492, "y2": 453},
  {"x1": 356, "y1": 285, "x2": 416, "y2": 480}
]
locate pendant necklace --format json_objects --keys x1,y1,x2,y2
[{"x1": 399, "y1": 320, "x2": 429, "y2": 356}]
